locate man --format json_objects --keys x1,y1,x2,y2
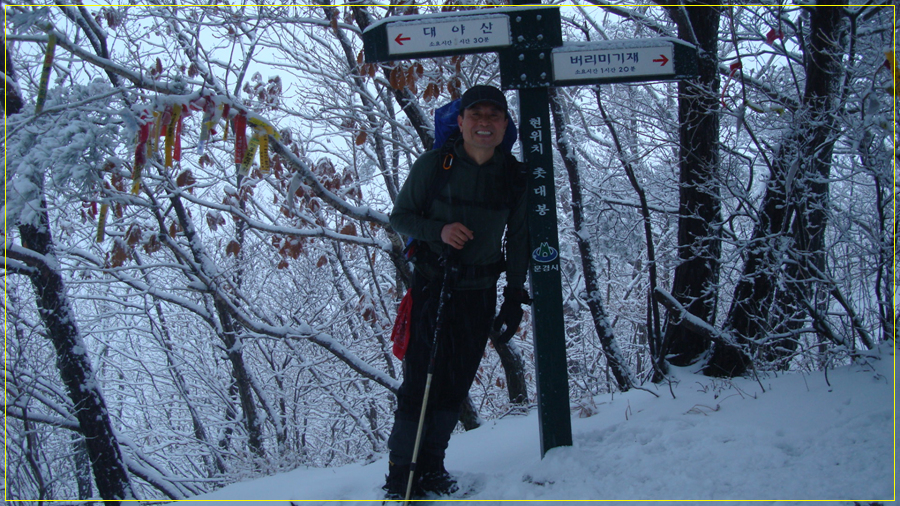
[{"x1": 385, "y1": 85, "x2": 530, "y2": 499}]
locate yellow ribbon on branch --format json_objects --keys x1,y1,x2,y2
[
  {"x1": 34, "y1": 33, "x2": 57, "y2": 113},
  {"x1": 258, "y1": 131, "x2": 270, "y2": 173},
  {"x1": 164, "y1": 104, "x2": 183, "y2": 168},
  {"x1": 248, "y1": 117, "x2": 278, "y2": 174},
  {"x1": 96, "y1": 203, "x2": 109, "y2": 242},
  {"x1": 886, "y1": 51, "x2": 899, "y2": 96},
  {"x1": 240, "y1": 134, "x2": 260, "y2": 177}
]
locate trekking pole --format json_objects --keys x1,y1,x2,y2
[{"x1": 404, "y1": 248, "x2": 457, "y2": 505}]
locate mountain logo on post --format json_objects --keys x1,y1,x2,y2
[{"x1": 532, "y1": 242, "x2": 559, "y2": 263}]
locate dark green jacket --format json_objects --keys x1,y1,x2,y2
[{"x1": 390, "y1": 138, "x2": 528, "y2": 291}]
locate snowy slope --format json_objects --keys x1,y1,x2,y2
[{"x1": 176, "y1": 346, "x2": 895, "y2": 505}]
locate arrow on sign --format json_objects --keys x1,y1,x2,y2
[
  {"x1": 394, "y1": 33, "x2": 411, "y2": 45},
  {"x1": 653, "y1": 54, "x2": 669, "y2": 66}
]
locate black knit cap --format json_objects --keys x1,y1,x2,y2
[{"x1": 459, "y1": 85, "x2": 509, "y2": 117}]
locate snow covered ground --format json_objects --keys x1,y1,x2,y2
[{"x1": 177, "y1": 346, "x2": 895, "y2": 505}]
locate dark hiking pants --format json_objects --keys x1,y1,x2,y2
[{"x1": 388, "y1": 269, "x2": 496, "y2": 466}]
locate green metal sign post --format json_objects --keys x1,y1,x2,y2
[
  {"x1": 497, "y1": 8, "x2": 572, "y2": 455},
  {"x1": 516, "y1": 85, "x2": 573, "y2": 454},
  {"x1": 363, "y1": 5, "x2": 697, "y2": 458}
]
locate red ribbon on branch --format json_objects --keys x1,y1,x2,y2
[
  {"x1": 720, "y1": 60, "x2": 743, "y2": 108},
  {"x1": 234, "y1": 113, "x2": 247, "y2": 165}
]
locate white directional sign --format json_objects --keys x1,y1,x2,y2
[
  {"x1": 551, "y1": 38, "x2": 695, "y2": 86},
  {"x1": 384, "y1": 14, "x2": 511, "y2": 57},
  {"x1": 363, "y1": 8, "x2": 534, "y2": 63}
]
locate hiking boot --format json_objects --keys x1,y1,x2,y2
[
  {"x1": 382, "y1": 461, "x2": 423, "y2": 500},
  {"x1": 418, "y1": 457, "x2": 458, "y2": 496},
  {"x1": 419, "y1": 468, "x2": 458, "y2": 496}
]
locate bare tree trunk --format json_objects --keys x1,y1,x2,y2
[
  {"x1": 490, "y1": 337, "x2": 529, "y2": 403},
  {"x1": 73, "y1": 433, "x2": 93, "y2": 500},
  {"x1": 23, "y1": 416, "x2": 48, "y2": 501},
  {"x1": 5, "y1": 47, "x2": 135, "y2": 501},
  {"x1": 18, "y1": 212, "x2": 136, "y2": 503},
  {"x1": 774, "y1": 4, "x2": 847, "y2": 359},
  {"x1": 854, "y1": 90, "x2": 895, "y2": 345},
  {"x1": 3, "y1": 42, "x2": 24, "y2": 115},
  {"x1": 661, "y1": 4, "x2": 723, "y2": 367},
  {"x1": 717, "y1": 3, "x2": 848, "y2": 375},
  {"x1": 458, "y1": 397, "x2": 480, "y2": 431},
  {"x1": 169, "y1": 193, "x2": 266, "y2": 458},
  {"x1": 549, "y1": 88, "x2": 636, "y2": 392}
]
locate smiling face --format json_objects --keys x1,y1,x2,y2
[{"x1": 457, "y1": 102, "x2": 509, "y2": 164}]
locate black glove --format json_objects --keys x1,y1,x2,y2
[{"x1": 492, "y1": 287, "x2": 531, "y2": 344}]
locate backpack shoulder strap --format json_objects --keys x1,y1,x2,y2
[
  {"x1": 420, "y1": 131, "x2": 459, "y2": 215},
  {"x1": 405, "y1": 133, "x2": 459, "y2": 260}
]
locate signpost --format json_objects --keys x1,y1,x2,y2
[
  {"x1": 550, "y1": 38, "x2": 699, "y2": 86},
  {"x1": 496, "y1": 7, "x2": 571, "y2": 455},
  {"x1": 363, "y1": 6, "x2": 698, "y2": 458},
  {"x1": 363, "y1": 10, "x2": 513, "y2": 60}
]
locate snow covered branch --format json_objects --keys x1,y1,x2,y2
[
  {"x1": 268, "y1": 135, "x2": 392, "y2": 227},
  {"x1": 8, "y1": 31, "x2": 188, "y2": 95},
  {"x1": 653, "y1": 287, "x2": 746, "y2": 355}
]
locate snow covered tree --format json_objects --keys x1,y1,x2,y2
[
  {"x1": 3, "y1": 26, "x2": 136, "y2": 501},
  {"x1": 713, "y1": 2, "x2": 863, "y2": 376},
  {"x1": 657, "y1": 3, "x2": 726, "y2": 370},
  {"x1": 3, "y1": 3, "x2": 893, "y2": 500}
]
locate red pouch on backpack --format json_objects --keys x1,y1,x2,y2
[{"x1": 391, "y1": 289, "x2": 413, "y2": 359}]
